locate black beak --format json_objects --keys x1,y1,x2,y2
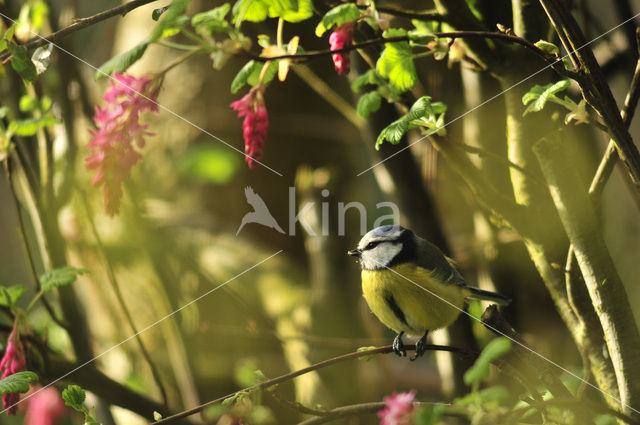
[{"x1": 348, "y1": 249, "x2": 362, "y2": 257}]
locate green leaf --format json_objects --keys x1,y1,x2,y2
[
  {"x1": 31, "y1": 43, "x2": 52, "y2": 74},
  {"x1": 230, "y1": 60, "x2": 277, "y2": 93},
  {"x1": 0, "y1": 285, "x2": 28, "y2": 308},
  {"x1": 152, "y1": 6, "x2": 170, "y2": 21},
  {"x1": 376, "y1": 96, "x2": 443, "y2": 148},
  {"x1": 40, "y1": 266, "x2": 89, "y2": 292},
  {"x1": 463, "y1": 337, "x2": 512, "y2": 385},
  {"x1": 351, "y1": 69, "x2": 385, "y2": 92},
  {"x1": 280, "y1": 0, "x2": 313, "y2": 23},
  {"x1": 7, "y1": 42, "x2": 37, "y2": 82},
  {"x1": 9, "y1": 117, "x2": 59, "y2": 136},
  {"x1": 315, "y1": 3, "x2": 360, "y2": 37},
  {"x1": 231, "y1": 60, "x2": 258, "y2": 93},
  {"x1": 534, "y1": 40, "x2": 560, "y2": 55},
  {"x1": 62, "y1": 384, "x2": 86, "y2": 411},
  {"x1": 521, "y1": 80, "x2": 570, "y2": 115},
  {"x1": 357, "y1": 91, "x2": 382, "y2": 119},
  {"x1": 95, "y1": 41, "x2": 149, "y2": 80},
  {"x1": 376, "y1": 29, "x2": 417, "y2": 93},
  {"x1": 0, "y1": 371, "x2": 38, "y2": 396},
  {"x1": 192, "y1": 3, "x2": 231, "y2": 34},
  {"x1": 232, "y1": 0, "x2": 269, "y2": 23},
  {"x1": 413, "y1": 404, "x2": 446, "y2": 425},
  {"x1": 19, "y1": 95, "x2": 38, "y2": 113},
  {"x1": 222, "y1": 391, "x2": 249, "y2": 407},
  {"x1": 150, "y1": 0, "x2": 191, "y2": 42}
]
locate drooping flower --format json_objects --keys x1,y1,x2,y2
[
  {"x1": 23, "y1": 386, "x2": 67, "y2": 425},
  {"x1": 86, "y1": 73, "x2": 161, "y2": 216},
  {"x1": 0, "y1": 327, "x2": 26, "y2": 415},
  {"x1": 329, "y1": 23, "x2": 354, "y2": 75},
  {"x1": 377, "y1": 390, "x2": 416, "y2": 425},
  {"x1": 230, "y1": 87, "x2": 268, "y2": 169}
]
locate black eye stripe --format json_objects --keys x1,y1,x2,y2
[{"x1": 365, "y1": 241, "x2": 380, "y2": 250}]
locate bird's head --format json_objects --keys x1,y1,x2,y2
[{"x1": 348, "y1": 225, "x2": 415, "y2": 270}]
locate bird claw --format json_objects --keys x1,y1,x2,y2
[
  {"x1": 410, "y1": 331, "x2": 429, "y2": 361},
  {"x1": 392, "y1": 332, "x2": 406, "y2": 357}
]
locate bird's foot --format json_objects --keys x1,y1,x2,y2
[
  {"x1": 392, "y1": 332, "x2": 406, "y2": 357},
  {"x1": 410, "y1": 330, "x2": 429, "y2": 361}
]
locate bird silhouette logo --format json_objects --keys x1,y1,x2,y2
[{"x1": 236, "y1": 186, "x2": 285, "y2": 235}]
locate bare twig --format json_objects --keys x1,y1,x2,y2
[
  {"x1": 0, "y1": 0, "x2": 160, "y2": 60},
  {"x1": 296, "y1": 401, "x2": 466, "y2": 425},
  {"x1": 151, "y1": 344, "x2": 478, "y2": 424}
]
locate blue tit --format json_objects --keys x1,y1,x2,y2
[{"x1": 348, "y1": 225, "x2": 510, "y2": 360}]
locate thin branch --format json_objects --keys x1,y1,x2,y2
[
  {"x1": 296, "y1": 401, "x2": 466, "y2": 425},
  {"x1": 80, "y1": 191, "x2": 168, "y2": 406},
  {"x1": 151, "y1": 344, "x2": 478, "y2": 424},
  {"x1": 540, "y1": 0, "x2": 640, "y2": 192},
  {"x1": 588, "y1": 28, "x2": 640, "y2": 199},
  {"x1": 0, "y1": 0, "x2": 160, "y2": 60}
]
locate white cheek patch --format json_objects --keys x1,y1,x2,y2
[{"x1": 362, "y1": 242, "x2": 403, "y2": 269}]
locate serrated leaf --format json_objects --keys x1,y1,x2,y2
[
  {"x1": 40, "y1": 266, "x2": 89, "y2": 292},
  {"x1": 463, "y1": 337, "x2": 511, "y2": 385},
  {"x1": 281, "y1": 0, "x2": 313, "y2": 22},
  {"x1": 315, "y1": 3, "x2": 360, "y2": 37},
  {"x1": 0, "y1": 285, "x2": 27, "y2": 308},
  {"x1": 95, "y1": 41, "x2": 149, "y2": 80},
  {"x1": 534, "y1": 39, "x2": 560, "y2": 55},
  {"x1": 376, "y1": 29, "x2": 417, "y2": 93},
  {"x1": 8, "y1": 42, "x2": 37, "y2": 82},
  {"x1": 192, "y1": 3, "x2": 231, "y2": 34},
  {"x1": 522, "y1": 80, "x2": 570, "y2": 115},
  {"x1": 351, "y1": 69, "x2": 385, "y2": 92},
  {"x1": 232, "y1": 0, "x2": 268, "y2": 23},
  {"x1": 150, "y1": 0, "x2": 191, "y2": 42},
  {"x1": 376, "y1": 96, "x2": 441, "y2": 148},
  {"x1": 0, "y1": 371, "x2": 38, "y2": 396},
  {"x1": 62, "y1": 384, "x2": 86, "y2": 411},
  {"x1": 31, "y1": 43, "x2": 52, "y2": 74},
  {"x1": 357, "y1": 91, "x2": 382, "y2": 119},
  {"x1": 231, "y1": 60, "x2": 259, "y2": 93}
]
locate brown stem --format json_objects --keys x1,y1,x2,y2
[{"x1": 151, "y1": 344, "x2": 478, "y2": 424}]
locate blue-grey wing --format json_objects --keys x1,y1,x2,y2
[{"x1": 414, "y1": 238, "x2": 466, "y2": 286}]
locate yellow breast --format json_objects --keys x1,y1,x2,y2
[{"x1": 361, "y1": 263, "x2": 468, "y2": 336}]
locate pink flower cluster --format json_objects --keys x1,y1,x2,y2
[
  {"x1": 23, "y1": 386, "x2": 67, "y2": 425},
  {"x1": 86, "y1": 73, "x2": 160, "y2": 216},
  {"x1": 329, "y1": 23, "x2": 354, "y2": 75},
  {"x1": 230, "y1": 88, "x2": 268, "y2": 169},
  {"x1": 377, "y1": 390, "x2": 416, "y2": 425},
  {"x1": 0, "y1": 329, "x2": 26, "y2": 415}
]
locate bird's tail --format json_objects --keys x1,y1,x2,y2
[{"x1": 467, "y1": 287, "x2": 511, "y2": 306}]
